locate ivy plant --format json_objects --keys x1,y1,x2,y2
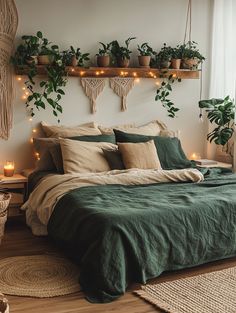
[
  {"x1": 199, "y1": 96, "x2": 235, "y2": 146},
  {"x1": 155, "y1": 73, "x2": 182, "y2": 118}
]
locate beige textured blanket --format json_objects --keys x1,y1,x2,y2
[{"x1": 22, "y1": 168, "x2": 204, "y2": 236}]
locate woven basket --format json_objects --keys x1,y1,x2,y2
[
  {"x1": 0, "y1": 293, "x2": 9, "y2": 313},
  {"x1": 0, "y1": 193, "x2": 11, "y2": 245}
]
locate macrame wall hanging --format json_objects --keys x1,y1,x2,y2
[
  {"x1": 81, "y1": 77, "x2": 106, "y2": 113},
  {"x1": 109, "y1": 77, "x2": 135, "y2": 111},
  {"x1": 0, "y1": 0, "x2": 18, "y2": 140}
]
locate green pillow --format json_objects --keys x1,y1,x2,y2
[
  {"x1": 69, "y1": 134, "x2": 116, "y2": 144},
  {"x1": 50, "y1": 134, "x2": 116, "y2": 173},
  {"x1": 114, "y1": 129, "x2": 192, "y2": 170}
]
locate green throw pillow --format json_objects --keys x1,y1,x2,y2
[{"x1": 114, "y1": 129, "x2": 192, "y2": 170}]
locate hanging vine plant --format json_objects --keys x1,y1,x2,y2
[
  {"x1": 12, "y1": 31, "x2": 68, "y2": 120},
  {"x1": 155, "y1": 72, "x2": 182, "y2": 118}
]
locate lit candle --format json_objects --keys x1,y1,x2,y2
[
  {"x1": 190, "y1": 152, "x2": 201, "y2": 161},
  {"x1": 4, "y1": 161, "x2": 14, "y2": 177}
]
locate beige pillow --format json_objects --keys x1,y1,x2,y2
[
  {"x1": 41, "y1": 121, "x2": 101, "y2": 138},
  {"x1": 99, "y1": 120, "x2": 167, "y2": 136},
  {"x1": 60, "y1": 138, "x2": 116, "y2": 174},
  {"x1": 118, "y1": 140, "x2": 162, "y2": 170},
  {"x1": 98, "y1": 123, "x2": 135, "y2": 135}
]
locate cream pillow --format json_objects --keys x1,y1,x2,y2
[
  {"x1": 118, "y1": 140, "x2": 162, "y2": 170},
  {"x1": 60, "y1": 138, "x2": 116, "y2": 174},
  {"x1": 41, "y1": 121, "x2": 101, "y2": 138}
]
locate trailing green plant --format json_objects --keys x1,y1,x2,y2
[
  {"x1": 110, "y1": 37, "x2": 136, "y2": 60},
  {"x1": 96, "y1": 42, "x2": 112, "y2": 56},
  {"x1": 137, "y1": 43, "x2": 154, "y2": 56},
  {"x1": 199, "y1": 96, "x2": 235, "y2": 146},
  {"x1": 69, "y1": 46, "x2": 90, "y2": 66},
  {"x1": 181, "y1": 40, "x2": 205, "y2": 61},
  {"x1": 12, "y1": 31, "x2": 68, "y2": 120},
  {"x1": 155, "y1": 72, "x2": 182, "y2": 118}
]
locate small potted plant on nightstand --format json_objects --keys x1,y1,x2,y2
[
  {"x1": 110, "y1": 37, "x2": 136, "y2": 68},
  {"x1": 181, "y1": 41, "x2": 205, "y2": 69},
  {"x1": 96, "y1": 42, "x2": 112, "y2": 67},
  {"x1": 157, "y1": 43, "x2": 172, "y2": 69},
  {"x1": 137, "y1": 43, "x2": 154, "y2": 67},
  {"x1": 69, "y1": 46, "x2": 90, "y2": 67}
]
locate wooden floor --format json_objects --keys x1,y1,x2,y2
[{"x1": 1, "y1": 218, "x2": 236, "y2": 313}]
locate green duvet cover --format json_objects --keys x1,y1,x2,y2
[{"x1": 47, "y1": 169, "x2": 236, "y2": 303}]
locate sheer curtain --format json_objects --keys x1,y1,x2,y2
[{"x1": 209, "y1": 0, "x2": 236, "y2": 168}]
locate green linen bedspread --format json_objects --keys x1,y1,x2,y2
[{"x1": 47, "y1": 169, "x2": 236, "y2": 303}]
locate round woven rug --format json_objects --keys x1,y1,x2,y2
[{"x1": 0, "y1": 255, "x2": 80, "y2": 298}]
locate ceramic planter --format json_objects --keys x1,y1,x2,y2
[
  {"x1": 159, "y1": 60, "x2": 171, "y2": 69},
  {"x1": 97, "y1": 55, "x2": 110, "y2": 67},
  {"x1": 138, "y1": 55, "x2": 151, "y2": 67},
  {"x1": 38, "y1": 55, "x2": 54, "y2": 65},
  {"x1": 71, "y1": 55, "x2": 78, "y2": 67},
  {"x1": 26, "y1": 55, "x2": 38, "y2": 65},
  {"x1": 171, "y1": 58, "x2": 181, "y2": 69},
  {"x1": 182, "y1": 57, "x2": 199, "y2": 69},
  {"x1": 117, "y1": 57, "x2": 130, "y2": 68}
]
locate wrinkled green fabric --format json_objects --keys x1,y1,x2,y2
[{"x1": 47, "y1": 169, "x2": 236, "y2": 303}]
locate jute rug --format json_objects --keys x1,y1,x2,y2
[
  {"x1": 134, "y1": 266, "x2": 236, "y2": 313},
  {"x1": 0, "y1": 255, "x2": 80, "y2": 298}
]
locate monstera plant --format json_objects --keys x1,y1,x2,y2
[{"x1": 199, "y1": 96, "x2": 235, "y2": 146}]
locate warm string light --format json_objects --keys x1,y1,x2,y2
[{"x1": 135, "y1": 78, "x2": 140, "y2": 83}]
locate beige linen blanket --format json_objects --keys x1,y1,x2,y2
[{"x1": 22, "y1": 168, "x2": 204, "y2": 236}]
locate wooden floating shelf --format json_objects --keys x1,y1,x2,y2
[{"x1": 16, "y1": 66, "x2": 200, "y2": 79}]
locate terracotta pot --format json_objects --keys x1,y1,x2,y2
[
  {"x1": 71, "y1": 55, "x2": 78, "y2": 67},
  {"x1": 159, "y1": 60, "x2": 171, "y2": 69},
  {"x1": 138, "y1": 55, "x2": 151, "y2": 67},
  {"x1": 117, "y1": 57, "x2": 130, "y2": 68},
  {"x1": 97, "y1": 55, "x2": 110, "y2": 67},
  {"x1": 26, "y1": 55, "x2": 38, "y2": 65},
  {"x1": 38, "y1": 55, "x2": 54, "y2": 65},
  {"x1": 182, "y1": 58, "x2": 199, "y2": 69},
  {"x1": 171, "y1": 58, "x2": 181, "y2": 69}
]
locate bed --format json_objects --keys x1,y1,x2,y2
[{"x1": 22, "y1": 121, "x2": 236, "y2": 303}]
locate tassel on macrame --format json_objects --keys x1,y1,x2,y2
[
  {"x1": 109, "y1": 77, "x2": 135, "y2": 111},
  {"x1": 0, "y1": 0, "x2": 18, "y2": 140},
  {"x1": 81, "y1": 78, "x2": 106, "y2": 114}
]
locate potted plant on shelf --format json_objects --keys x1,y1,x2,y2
[
  {"x1": 170, "y1": 46, "x2": 183, "y2": 69},
  {"x1": 110, "y1": 37, "x2": 136, "y2": 68},
  {"x1": 181, "y1": 41, "x2": 205, "y2": 69},
  {"x1": 157, "y1": 43, "x2": 172, "y2": 69},
  {"x1": 69, "y1": 46, "x2": 90, "y2": 67},
  {"x1": 137, "y1": 43, "x2": 154, "y2": 67},
  {"x1": 11, "y1": 33, "x2": 40, "y2": 65},
  {"x1": 96, "y1": 42, "x2": 111, "y2": 67},
  {"x1": 199, "y1": 96, "x2": 235, "y2": 147},
  {"x1": 12, "y1": 31, "x2": 68, "y2": 120}
]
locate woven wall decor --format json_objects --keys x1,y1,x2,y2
[
  {"x1": 81, "y1": 77, "x2": 106, "y2": 114},
  {"x1": 0, "y1": 0, "x2": 18, "y2": 140},
  {"x1": 109, "y1": 77, "x2": 135, "y2": 111}
]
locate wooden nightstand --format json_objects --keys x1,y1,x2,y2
[
  {"x1": 0, "y1": 174, "x2": 28, "y2": 217},
  {"x1": 197, "y1": 161, "x2": 232, "y2": 169}
]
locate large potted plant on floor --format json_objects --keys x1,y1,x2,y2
[
  {"x1": 110, "y1": 37, "x2": 136, "y2": 68},
  {"x1": 137, "y1": 43, "x2": 154, "y2": 67},
  {"x1": 199, "y1": 96, "x2": 235, "y2": 149},
  {"x1": 181, "y1": 41, "x2": 205, "y2": 69},
  {"x1": 96, "y1": 42, "x2": 111, "y2": 67}
]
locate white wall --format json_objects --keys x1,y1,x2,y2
[{"x1": 0, "y1": 0, "x2": 212, "y2": 171}]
